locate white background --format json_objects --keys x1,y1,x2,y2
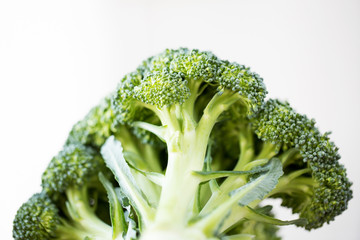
[{"x1": 1, "y1": 0, "x2": 359, "y2": 239}]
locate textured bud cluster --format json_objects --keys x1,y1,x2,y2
[
  {"x1": 41, "y1": 144, "x2": 102, "y2": 194},
  {"x1": 114, "y1": 48, "x2": 266, "y2": 124},
  {"x1": 67, "y1": 97, "x2": 118, "y2": 148},
  {"x1": 251, "y1": 99, "x2": 352, "y2": 229},
  {"x1": 13, "y1": 193, "x2": 59, "y2": 240}
]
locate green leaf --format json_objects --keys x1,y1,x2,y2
[
  {"x1": 192, "y1": 168, "x2": 268, "y2": 183},
  {"x1": 204, "y1": 142, "x2": 220, "y2": 193},
  {"x1": 230, "y1": 158, "x2": 283, "y2": 206},
  {"x1": 127, "y1": 161, "x2": 164, "y2": 186},
  {"x1": 253, "y1": 205, "x2": 273, "y2": 215},
  {"x1": 222, "y1": 234, "x2": 255, "y2": 240},
  {"x1": 115, "y1": 188, "x2": 139, "y2": 238},
  {"x1": 99, "y1": 172, "x2": 126, "y2": 240},
  {"x1": 244, "y1": 206, "x2": 307, "y2": 226},
  {"x1": 193, "y1": 159, "x2": 283, "y2": 235},
  {"x1": 242, "y1": 158, "x2": 269, "y2": 171},
  {"x1": 101, "y1": 136, "x2": 154, "y2": 225}
]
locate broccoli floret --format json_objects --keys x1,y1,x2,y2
[
  {"x1": 201, "y1": 99, "x2": 352, "y2": 232},
  {"x1": 13, "y1": 192, "x2": 89, "y2": 240},
  {"x1": 251, "y1": 99, "x2": 352, "y2": 229},
  {"x1": 41, "y1": 143, "x2": 113, "y2": 239},
  {"x1": 42, "y1": 143, "x2": 105, "y2": 194},
  {"x1": 66, "y1": 96, "x2": 120, "y2": 148}
]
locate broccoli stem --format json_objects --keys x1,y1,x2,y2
[
  {"x1": 154, "y1": 127, "x2": 207, "y2": 226},
  {"x1": 201, "y1": 124, "x2": 254, "y2": 213},
  {"x1": 65, "y1": 187, "x2": 112, "y2": 239},
  {"x1": 270, "y1": 177, "x2": 315, "y2": 196},
  {"x1": 255, "y1": 142, "x2": 278, "y2": 160},
  {"x1": 55, "y1": 220, "x2": 90, "y2": 240},
  {"x1": 151, "y1": 92, "x2": 238, "y2": 229},
  {"x1": 118, "y1": 122, "x2": 162, "y2": 203}
]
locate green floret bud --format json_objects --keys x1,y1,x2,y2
[
  {"x1": 144, "y1": 48, "x2": 188, "y2": 72},
  {"x1": 13, "y1": 192, "x2": 112, "y2": 240},
  {"x1": 13, "y1": 193, "x2": 60, "y2": 240},
  {"x1": 251, "y1": 99, "x2": 352, "y2": 229},
  {"x1": 42, "y1": 143, "x2": 104, "y2": 194},
  {"x1": 114, "y1": 71, "x2": 153, "y2": 124},
  {"x1": 133, "y1": 69, "x2": 190, "y2": 108},
  {"x1": 40, "y1": 144, "x2": 113, "y2": 239},
  {"x1": 250, "y1": 99, "x2": 316, "y2": 148},
  {"x1": 66, "y1": 96, "x2": 119, "y2": 148},
  {"x1": 114, "y1": 48, "x2": 267, "y2": 126},
  {"x1": 219, "y1": 61, "x2": 267, "y2": 112},
  {"x1": 169, "y1": 49, "x2": 221, "y2": 83}
]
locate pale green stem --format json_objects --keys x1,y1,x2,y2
[
  {"x1": 193, "y1": 180, "x2": 259, "y2": 236},
  {"x1": 66, "y1": 187, "x2": 112, "y2": 238},
  {"x1": 154, "y1": 127, "x2": 208, "y2": 226},
  {"x1": 201, "y1": 125, "x2": 253, "y2": 213},
  {"x1": 132, "y1": 121, "x2": 166, "y2": 141},
  {"x1": 56, "y1": 220, "x2": 90, "y2": 240},
  {"x1": 117, "y1": 123, "x2": 162, "y2": 205},
  {"x1": 270, "y1": 176, "x2": 315, "y2": 196},
  {"x1": 143, "y1": 144, "x2": 162, "y2": 172},
  {"x1": 279, "y1": 148, "x2": 301, "y2": 167},
  {"x1": 255, "y1": 142, "x2": 278, "y2": 160},
  {"x1": 182, "y1": 79, "x2": 202, "y2": 121},
  {"x1": 152, "y1": 92, "x2": 240, "y2": 229},
  {"x1": 218, "y1": 200, "x2": 261, "y2": 233}
]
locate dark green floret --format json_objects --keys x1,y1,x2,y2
[
  {"x1": 41, "y1": 143, "x2": 104, "y2": 194},
  {"x1": 250, "y1": 99, "x2": 352, "y2": 229},
  {"x1": 13, "y1": 192, "x2": 90, "y2": 240},
  {"x1": 66, "y1": 96, "x2": 119, "y2": 148},
  {"x1": 114, "y1": 48, "x2": 266, "y2": 126},
  {"x1": 40, "y1": 143, "x2": 113, "y2": 239}
]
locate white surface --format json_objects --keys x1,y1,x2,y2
[{"x1": 1, "y1": 0, "x2": 359, "y2": 239}]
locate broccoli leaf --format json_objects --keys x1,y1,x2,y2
[{"x1": 101, "y1": 136, "x2": 155, "y2": 225}]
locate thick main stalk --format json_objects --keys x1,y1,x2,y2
[{"x1": 154, "y1": 127, "x2": 209, "y2": 226}]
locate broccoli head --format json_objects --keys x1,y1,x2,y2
[{"x1": 13, "y1": 48, "x2": 352, "y2": 240}]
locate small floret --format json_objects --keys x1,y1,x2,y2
[
  {"x1": 41, "y1": 143, "x2": 113, "y2": 239},
  {"x1": 13, "y1": 192, "x2": 89, "y2": 240},
  {"x1": 42, "y1": 143, "x2": 104, "y2": 194},
  {"x1": 66, "y1": 96, "x2": 119, "y2": 148},
  {"x1": 251, "y1": 99, "x2": 352, "y2": 229}
]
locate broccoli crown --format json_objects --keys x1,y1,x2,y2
[
  {"x1": 14, "y1": 48, "x2": 353, "y2": 240},
  {"x1": 13, "y1": 193, "x2": 59, "y2": 240},
  {"x1": 114, "y1": 48, "x2": 266, "y2": 124},
  {"x1": 41, "y1": 143, "x2": 104, "y2": 194},
  {"x1": 251, "y1": 99, "x2": 352, "y2": 229},
  {"x1": 67, "y1": 96, "x2": 118, "y2": 148}
]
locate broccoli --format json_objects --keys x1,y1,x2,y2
[
  {"x1": 13, "y1": 192, "x2": 93, "y2": 240},
  {"x1": 40, "y1": 143, "x2": 114, "y2": 239},
  {"x1": 13, "y1": 48, "x2": 352, "y2": 240}
]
